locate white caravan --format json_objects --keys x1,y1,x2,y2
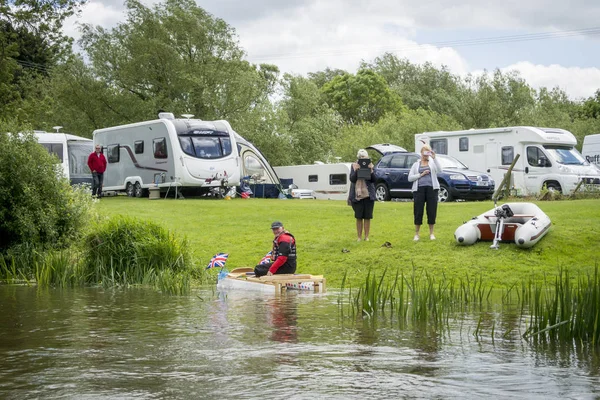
[
  {"x1": 93, "y1": 113, "x2": 279, "y2": 197},
  {"x1": 274, "y1": 163, "x2": 352, "y2": 200},
  {"x1": 582, "y1": 134, "x2": 600, "y2": 167},
  {"x1": 415, "y1": 126, "x2": 600, "y2": 195},
  {"x1": 35, "y1": 131, "x2": 93, "y2": 186}
]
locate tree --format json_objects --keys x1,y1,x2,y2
[
  {"x1": 321, "y1": 69, "x2": 405, "y2": 124},
  {"x1": 0, "y1": 0, "x2": 85, "y2": 118},
  {"x1": 0, "y1": 122, "x2": 93, "y2": 252},
  {"x1": 581, "y1": 90, "x2": 600, "y2": 119},
  {"x1": 76, "y1": 0, "x2": 278, "y2": 126},
  {"x1": 272, "y1": 74, "x2": 340, "y2": 164}
]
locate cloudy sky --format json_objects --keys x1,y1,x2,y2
[{"x1": 63, "y1": 0, "x2": 600, "y2": 100}]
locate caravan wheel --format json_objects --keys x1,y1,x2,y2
[
  {"x1": 134, "y1": 182, "x2": 143, "y2": 198},
  {"x1": 126, "y1": 182, "x2": 134, "y2": 197}
]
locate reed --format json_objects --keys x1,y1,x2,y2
[
  {"x1": 82, "y1": 216, "x2": 192, "y2": 288},
  {"x1": 344, "y1": 266, "x2": 600, "y2": 346},
  {"x1": 523, "y1": 266, "x2": 600, "y2": 345}
]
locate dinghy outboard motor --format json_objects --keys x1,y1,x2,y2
[{"x1": 490, "y1": 204, "x2": 514, "y2": 249}]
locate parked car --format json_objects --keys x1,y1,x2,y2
[{"x1": 373, "y1": 152, "x2": 495, "y2": 202}]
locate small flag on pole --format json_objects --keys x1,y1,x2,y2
[
  {"x1": 206, "y1": 253, "x2": 229, "y2": 269},
  {"x1": 258, "y1": 251, "x2": 272, "y2": 265}
]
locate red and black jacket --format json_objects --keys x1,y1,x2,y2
[{"x1": 269, "y1": 231, "x2": 296, "y2": 274}]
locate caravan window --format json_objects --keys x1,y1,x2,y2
[
  {"x1": 330, "y1": 174, "x2": 347, "y2": 185},
  {"x1": 179, "y1": 137, "x2": 194, "y2": 156},
  {"x1": 107, "y1": 144, "x2": 120, "y2": 163},
  {"x1": 459, "y1": 137, "x2": 468, "y2": 152},
  {"x1": 178, "y1": 129, "x2": 232, "y2": 159},
  {"x1": 153, "y1": 138, "x2": 168, "y2": 158},
  {"x1": 41, "y1": 143, "x2": 64, "y2": 162},
  {"x1": 308, "y1": 175, "x2": 318, "y2": 183},
  {"x1": 527, "y1": 146, "x2": 551, "y2": 167},
  {"x1": 134, "y1": 140, "x2": 144, "y2": 154},
  {"x1": 430, "y1": 139, "x2": 448, "y2": 154},
  {"x1": 501, "y1": 147, "x2": 514, "y2": 165}
]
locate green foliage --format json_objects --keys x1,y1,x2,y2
[
  {"x1": 59, "y1": 0, "x2": 278, "y2": 134},
  {"x1": 0, "y1": 0, "x2": 85, "y2": 119},
  {"x1": 82, "y1": 216, "x2": 192, "y2": 288},
  {"x1": 321, "y1": 69, "x2": 406, "y2": 124},
  {"x1": 0, "y1": 123, "x2": 95, "y2": 252}
]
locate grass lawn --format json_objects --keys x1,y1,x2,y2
[{"x1": 96, "y1": 196, "x2": 600, "y2": 288}]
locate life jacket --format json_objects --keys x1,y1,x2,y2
[{"x1": 272, "y1": 231, "x2": 296, "y2": 266}]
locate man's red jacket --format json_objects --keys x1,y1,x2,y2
[{"x1": 87, "y1": 152, "x2": 107, "y2": 173}]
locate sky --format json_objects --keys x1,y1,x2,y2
[{"x1": 63, "y1": 0, "x2": 600, "y2": 100}]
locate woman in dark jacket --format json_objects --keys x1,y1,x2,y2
[{"x1": 348, "y1": 149, "x2": 376, "y2": 241}]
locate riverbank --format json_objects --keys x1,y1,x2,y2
[{"x1": 96, "y1": 197, "x2": 600, "y2": 288}]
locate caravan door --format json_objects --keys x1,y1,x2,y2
[{"x1": 524, "y1": 145, "x2": 551, "y2": 193}]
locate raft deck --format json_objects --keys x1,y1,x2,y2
[{"x1": 218, "y1": 268, "x2": 326, "y2": 294}]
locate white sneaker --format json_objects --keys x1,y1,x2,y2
[
  {"x1": 430, "y1": 234, "x2": 436, "y2": 240},
  {"x1": 413, "y1": 234, "x2": 420, "y2": 241}
]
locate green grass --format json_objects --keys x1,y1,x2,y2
[{"x1": 95, "y1": 196, "x2": 600, "y2": 288}]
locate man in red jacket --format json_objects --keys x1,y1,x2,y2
[
  {"x1": 87, "y1": 144, "x2": 107, "y2": 198},
  {"x1": 254, "y1": 221, "x2": 297, "y2": 277}
]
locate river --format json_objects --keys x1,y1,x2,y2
[{"x1": 0, "y1": 285, "x2": 598, "y2": 399}]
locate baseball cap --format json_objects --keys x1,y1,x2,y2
[{"x1": 270, "y1": 221, "x2": 283, "y2": 229}]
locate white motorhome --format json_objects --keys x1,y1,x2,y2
[
  {"x1": 582, "y1": 134, "x2": 600, "y2": 167},
  {"x1": 93, "y1": 113, "x2": 279, "y2": 197},
  {"x1": 415, "y1": 127, "x2": 600, "y2": 195},
  {"x1": 274, "y1": 163, "x2": 352, "y2": 200},
  {"x1": 35, "y1": 131, "x2": 93, "y2": 186}
]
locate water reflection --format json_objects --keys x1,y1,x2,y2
[
  {"x1": 0, "y1": 286, "x2": 599, "y2": 399},
  {"x1": 266, "y1": 296, "x2": 298, "y2": 343}
]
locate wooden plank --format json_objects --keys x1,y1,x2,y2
[{"x1": 258, "y1": 274, "x2": 313, "y2": 281}]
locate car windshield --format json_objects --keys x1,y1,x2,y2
[
  {"x1": 543, "y1": 145, "x2": 588, "y2": 165},
  {"x1": 437, "y1": 155, "x2": 468, "y2": 170}
]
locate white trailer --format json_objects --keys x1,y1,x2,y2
[
  {"x1": 415, "y1": 126, "x2": 600, "y2": 195},
  {"x1": 35, "y1": 131, "x2": 93, "y2": 186},
  {"x1": 93, "y1": 113, "x2": 279, "y2": 197},
  {"x1": 274, "y1": 163, "x2": 352, "y2": 200},
  {"x1": 582, "y1": 134, "x2": 600, "y2": 167}
]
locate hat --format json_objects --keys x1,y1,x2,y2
[
  {"x1": 270, "y1": 221, "x2": 284, "y2": 229},
  {"x1": 357, "y1": 149, "x2": 368, "y2": 159}
]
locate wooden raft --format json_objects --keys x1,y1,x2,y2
[{"x1": 225, "y1": 268, "x2": 326, "y2": 294}]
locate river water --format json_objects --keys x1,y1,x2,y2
[{"x1": 0, "y1": 285, "x2": 598, "y2": 399}]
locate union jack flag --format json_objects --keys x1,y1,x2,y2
[
  {"x1": 258, "y1": 251, "x2": 272, "y2": 265},
  {"x1": 206, "y1": 253, "x2": 229, "y2": 269}
]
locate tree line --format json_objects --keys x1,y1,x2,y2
[{"x1": 3, "y1": 0, "x2": 600, "y2": 166}]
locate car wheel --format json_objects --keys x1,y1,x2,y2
[
  {"x1": 134, "y1": 182, "x2": 143, "y2": 198},
  {"x1": 375, "y1": 183, "x2": 390, "y2": 201},
  {"x1": 438, "y1": 184, "x2": 453, "y2": 202},
  {"x1": 545, "y1": 182, "x2": 562, "y2": 193},
  {"x1": 126, "y1": 182, "x2": 134, "y2": 197}
]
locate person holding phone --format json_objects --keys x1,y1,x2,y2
[
  {"x1": 408, "y1": 145, "x2": 442, "y2": 241},
  {"x1": 348, "y1": 149, "x2": 376, "y2": 241}
]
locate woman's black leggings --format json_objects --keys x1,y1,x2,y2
[{"x1": 413, "y1": 186, "x2": 438, "y2": 225}]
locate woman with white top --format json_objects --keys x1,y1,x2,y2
[{"x1": 408, "y1": 145, "x2": 442, "y2": 241}]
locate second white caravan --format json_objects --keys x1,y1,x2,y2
[
  {"x1": 415, "y1": 126, "x2": 600, "y2": 195},
  {"x1": 93, "y1": 113, "x2": 279, "y2": 197},
  {"x1": 35, "y1": 131, "x2": 93, "y2": 186},
  {"x1": 274, "y1": 163, "x2": 352, "y2": 200},
  {"x1": 582, "y1": 134, "x2": 600, "y2": 167}
]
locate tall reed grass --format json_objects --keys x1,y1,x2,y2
[
  {"x1": 343, "y1": 266, "x2": 600, "y2": 346},
  {"x1": 82, "y1": 216, "x2": 194, "y2": 293}
]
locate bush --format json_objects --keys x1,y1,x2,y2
[
  {"x1": 83, "y1": 216, "x2": 191, "y2": 286},
  {"x1": 0, "y1": 123, "x2": 95, "y2": 252}
]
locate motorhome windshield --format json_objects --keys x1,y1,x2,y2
[
  {"x1": 543, "y1": 145, "x2": 588, "y2": 165},
  {"x1": 178, "y1": 129, "x2": 232, "y2": 159}
]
